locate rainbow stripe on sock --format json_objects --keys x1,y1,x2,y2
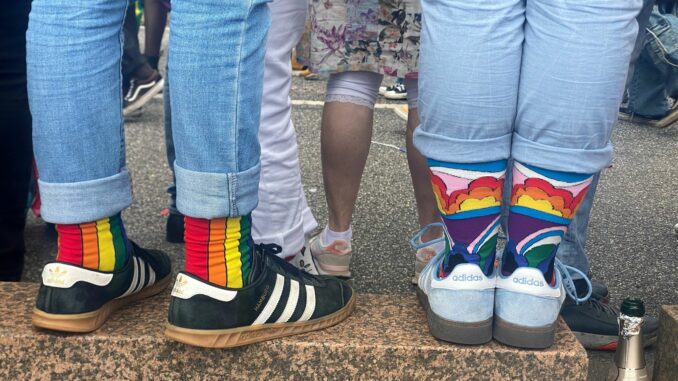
[
  {"x1": 185, "y1": 214, "x2": 253, "y2": 288},
  {"x1": 56, "y1": 213, "x2": 129, "y2": 272}
]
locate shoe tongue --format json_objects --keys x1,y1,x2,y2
[{"x1": 248, "y1": 243, "x2": 262, "y2": 284}]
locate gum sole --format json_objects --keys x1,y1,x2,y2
[
  {"x1": 165, "y1": 293, "x2": 356, "y2": 348},
  {"x1": 416, "y1": 288, "x2": 493, "y2": 345},
  {"x1": 493, "y1": 316, "x2": 557, "y2": 349},
  {"x1": 32, "y1": 274, "x2": 172, "y2": 333}
]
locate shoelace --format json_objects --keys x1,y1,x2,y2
[
  {"x1": 255, "y1": 242, "x2": 283, "y2": 257},
  {"x1": 555, "y1": 258, "x2": 592, "y2": 305},
  {"x1": 409, "y1": 222, "x2": 446, "y2": 251},
  {"x1": 254, "y1": 242, "x2": 318, "y2": 284}
]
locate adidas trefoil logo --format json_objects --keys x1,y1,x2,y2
[
  {"x1": 45, "y1": 265, "x2": 68, "y2": 286},
  {"x1": 172, "y1": 275, "x2": 189, "y2": 296}
]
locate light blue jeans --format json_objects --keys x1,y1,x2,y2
[
  {"x1": 414, "y1": 0, "x2": 642, "y2": 175},
  {"x1": 27, "y1": 0, "x2": 269, "y2": 224}
]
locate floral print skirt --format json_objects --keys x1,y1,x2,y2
[{"x1": 297, "y1": 0, "x2": 421, "y2": 78}]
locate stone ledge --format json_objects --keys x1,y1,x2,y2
[
  {"x1": 0, "y1": 282, "x2": 587, "y2": 380},
  {"x1": 653, "y1": 305, "x2": 678, "y2": 381}
]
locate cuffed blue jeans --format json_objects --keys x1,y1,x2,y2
[
  {"x1": 415, "y1": 0, "x2": 642, "y2": 174},
  {"x1": 27, "y1": 0, "x2": 270, "y2": 223}
]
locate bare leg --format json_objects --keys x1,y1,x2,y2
[
  {"x1": 321, "y1": 102, "x2": 373, "y2": 232},
  {"x1": 406, "y1": 107, "x2": 441, "y2": 241}
]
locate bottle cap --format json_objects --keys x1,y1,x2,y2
[{"x1": 620, "y1": 298, "x2": 645, "y2": 317}]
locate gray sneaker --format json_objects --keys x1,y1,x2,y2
[{"x1": 308, "y1": 234, "x2": 352, "y2": 277}]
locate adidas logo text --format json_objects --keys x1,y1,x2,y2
[
  {"x1": 512, "y1": 277, "x2": 544, "y2": 287},
  {"x1": 451, "y1": 274, "x2": 483, "y2": 282}
]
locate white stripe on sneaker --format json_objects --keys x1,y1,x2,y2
[
  {"x1": 147, "y1": 266, "x2": 156, "y2": 287},
  {"x1": 299, "y1": 285, "x2": 316, "y2": 321},
  {"x1": 119, "y1": 257, "x2": 139, "y2": 298},
  {"x1": 276, "y1": 279, "x2": 300, "y2": 323},
  {"x1": 252, "y1": 274, "x2": 284, "y2": 325},
  {"x1": 133, "y1": 258, "x2": 146, "y2": 294}
]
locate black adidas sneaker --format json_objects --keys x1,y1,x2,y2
[
  {"x1": 165, "y1": 244, "x2": 355, "y2": 348},
  {"x1": 32, "y1": 242, "x2": 172, "y2": 333}
]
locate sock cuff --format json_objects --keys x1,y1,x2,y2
[{"x1": 321, "y1": 225, "x2": 352, "y2": 246}]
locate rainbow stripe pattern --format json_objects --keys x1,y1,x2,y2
[
  {"x1": 56, "y1": 213, "x2": 129, "y2": 272},
  {"x1": 504, "y1": 162, "x2": 593, "y2": 283},
  {"x1": 184, "y1": 214, "x2": 253, "y2": 288},
  {"x1": 428, "y1": 159, "x2": 507, "y2": 276}
]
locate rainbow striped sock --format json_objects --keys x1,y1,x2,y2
[
  {"x1": 504, "y1": 162, "x2": 593, "y2": 284},
  {"x1": 184, "y1": 214, "x2": 253, "y2": 288},
  {"x1": 428, "y1": 159, "x2": 507, "y2": 276},
  {"x1": 56, "y1": 213, "x2": 130, "y2": 272}
]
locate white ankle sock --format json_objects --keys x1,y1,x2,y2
[{"x1": 321, "y1": 225, "x2": 352, "y2": 246}]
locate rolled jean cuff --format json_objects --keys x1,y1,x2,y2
[
  {"x1": 38, "y1": 169, "x2": 132, "y2": 224},
  {"x1": 413, "y1": 128, "x2": 512, "y2": 163},
  {"x1": 175, "y1": 162, "x2": 260, "y2": 219},
  {"x1": 511, "y1": 132, "x2": 613, "y2": 174}
]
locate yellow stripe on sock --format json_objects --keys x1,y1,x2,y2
[
  {"x1": 224, "y1": 217, "x2": 243, "y2": 288},
  {"x1": 96, "y1": 218, "x2": 116, "y2": 271}
]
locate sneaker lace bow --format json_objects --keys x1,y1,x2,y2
[{"x1": 555, "y1": 258, "x2": 592, "y2": 305}]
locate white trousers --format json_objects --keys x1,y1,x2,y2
[{"x1": 251, "y1": 0, "x2": 317, "y2": 258}]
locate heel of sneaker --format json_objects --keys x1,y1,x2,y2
[
  {"x1": 426, "y1": 288, "x2": 494, "y2": 345},
  {"x1": 494, "y1": 289, "x2": 562, "y2": 348},
  {"x1": 493, "y1": 316, "x2": 557, "y2": 349},
  {"x1": 313, "y1": 252, "x2": 352, "y2": 277}
]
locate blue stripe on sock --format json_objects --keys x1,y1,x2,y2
[
  {"x1": 521, "y1": 163, "x2": 592, "y2": 182},
  {"x1": 443, "y1": 206, "x2": 502, "y2": 220},
  {"x1": 509, "y1": 206, "x2": 571, "y2": 225},
  {"x1": 427, "y1": 159, "x2": 507, "y2": 172}
]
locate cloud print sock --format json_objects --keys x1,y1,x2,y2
[
  {"x1": 428, "y1": 159, "x2": 507, "y2": 276},
  {"x1": 503, "y1": 161, "x2": 593, "y2": 284}
]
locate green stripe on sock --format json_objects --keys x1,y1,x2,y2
[
  {"x1": 109, "y1": 215, "x2": 127, "y2": 271},
  {"x1": 239, "y1": 214, "x2": 252, "y2": 283}
]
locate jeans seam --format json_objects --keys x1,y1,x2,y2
[
  {"x1": 233, "y1": 0, "x2": 255, "y2": 177},
  {"x1": 229, "y1": 173, "x2": 238, "y2": 215},
  {"x1": 117, "y1": 0, "x2": 127, "y2": 172}
]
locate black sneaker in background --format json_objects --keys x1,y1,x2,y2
[
  {"x1": 383, "y1": 82, "x2": 407, "y2": 100},
  {"x1": 379, "y1": 84, "x2": 396, "y2": 96},
  {"x1": 165, "y1": 243, "x2": 355, "y2": 348},
  {"x1": 166, "y1": 212, "x2": 185, "y2": 244},
  {"x1": 561, "y1": 295, "x2": 659, "y2": 350},
  {"x1": 576, "y1": 278, "x2": 609, "y2": 304},
  {"x1": 123, "y1": 71, "x2": 164, "y2": 116},
  {"x1": 32, "y1": 241, "x2": 172, "y2": 332}
]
